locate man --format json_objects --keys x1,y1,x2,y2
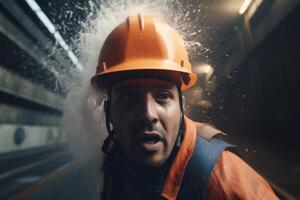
[{"x1": 90, "y1": 14, "x2": 278, "y2": 200}]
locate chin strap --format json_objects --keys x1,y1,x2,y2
[
  {"x1": 102, "y1": 93, "x2": 116, "y2": 153},
  {"x1": 176, "y1": 86, "x2": 185, "y2": 148}
]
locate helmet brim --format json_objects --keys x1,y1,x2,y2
[{"x1": 91, "y1": 59, "x2": 197, "y2": 91}]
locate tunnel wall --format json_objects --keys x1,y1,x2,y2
[
  {"x1": 213, "y1": 1, "x2": 300, "y2": 146},
  {"x1": 0, "y1": 0, "x2": 72, "y2": 155}
]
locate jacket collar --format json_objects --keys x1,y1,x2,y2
[{"x1": 161, "y1": 116, "x2": 197, "y2": 200}]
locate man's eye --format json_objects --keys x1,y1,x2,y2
[
  {"x1": 156, "y1": 91, "x2": 172, "y2": 102},
  {"x1": 118, "y1": 92, "x2": 138, "y2": 105}
]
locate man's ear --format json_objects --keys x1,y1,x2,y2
[
  {"x1": 182, "y1": 95, "x2": 186, "y2": 110},
  {"x1": 180, "y1": 95, "x2": 185, "y2": 119}
]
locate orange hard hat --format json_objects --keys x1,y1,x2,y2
[{"x1": 90, "y1": 13, "x2": 197, "y2": 91}]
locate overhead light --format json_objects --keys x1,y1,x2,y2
[
  {"x1": 239, "y1": 0, "x2": 252, "y2": 15},
  {"x1": 194, "y1": 64, "x2": 214, "y2": 83},
  {"x1": 25, "y1": 0, "x2": 83, "y2": 71},
  {"x1": 194, "y1": 64, "x2": 213, "y2": 75}
]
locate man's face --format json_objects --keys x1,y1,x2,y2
[{"x1": 110, "y1": 78, "x2": 181, "y2": 167}]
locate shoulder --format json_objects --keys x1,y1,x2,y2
[
  {"x1": 189, "y1": 118, "x2": 226, "y2": 140},
  {"x1": 204, "y1": 150, "x2": 279, "y2": 200}
]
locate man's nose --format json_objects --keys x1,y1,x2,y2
[{"x1": 137, "y1": 93, "x2": 159, "y2": 123}]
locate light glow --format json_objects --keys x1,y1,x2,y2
[
  {"x1": 194, "y1": 64, "x2": 213, "y2": 75},
  {"x1": 194, "y1": 64, "x2": 214, "y2": 83},
  {"x1": 25, "y1": 0, "x2": 83, "y2": 71},
  {"x1": 239, "y1": 0, "x2": 252, "y2": 15}
]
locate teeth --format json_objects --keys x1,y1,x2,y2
[
  {"x1": 139, "y1": 135, "x2": 160, "y2": 144},
  {"x1": 145, "y1": 139, "x2": 158, "y2": 144}
]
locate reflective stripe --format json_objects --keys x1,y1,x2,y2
[
  {"x1": 161, "y1": 117, "x2": 235, "y2": 200},
  {"x1": 177, "y1": 137, "x2": 235, "y2": 200}
]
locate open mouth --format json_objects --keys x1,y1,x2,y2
[
  {"x1": 138, "y1": 134, "x2": 161, "y2": 143},
  {"x1": 137, "y1": 133, "x2": 162, "y2": 151}
]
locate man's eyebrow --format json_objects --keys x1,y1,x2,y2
[
  {"x1": 114, "y1": 85, "x2": 138, "y2": 92},
  {"x1": 156, "y1": 83, "x2": 174, "y2": 89},
  {"x1": 115, "y1": 83, "x2": 174, "y2": 92}
]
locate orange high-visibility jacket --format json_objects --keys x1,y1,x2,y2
[
  {"x1": 102, "y1": 116, "x2": 279, "y2": 199},
  {"x1": 161, "y1": 117, "x2": 278, "y2": 200}
]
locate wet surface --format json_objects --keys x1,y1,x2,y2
[
  {"x1": 29, "y1": 162, "x2": 101, "y2": 200},
  {"x1": 0, "y1": 146, "x2": 72, "y2": 199}
]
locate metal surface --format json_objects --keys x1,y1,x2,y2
[
  {"x1": 0, "y1": 104, "x2": 61, "y2": 125},
  {"x1": 0, "y1": 65, "x2": 63, "y2": 112},
  {"x1": 0, "y1": 0, "x2": 77, "y2": 74},
  {"x1": 0, "y1": 12, "x2": 59, "y2": 78}
]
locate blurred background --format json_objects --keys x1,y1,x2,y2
[{"x1": 0, "y1": 0, "x2": 299, "y2": 199}]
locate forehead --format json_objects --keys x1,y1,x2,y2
[{"x1": 111, "y1": 78, "x2": 177, "y2": 92}]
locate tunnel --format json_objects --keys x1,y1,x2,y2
[{"x1": 0, "y1": 0, "x2": 299, "y2": 199}]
